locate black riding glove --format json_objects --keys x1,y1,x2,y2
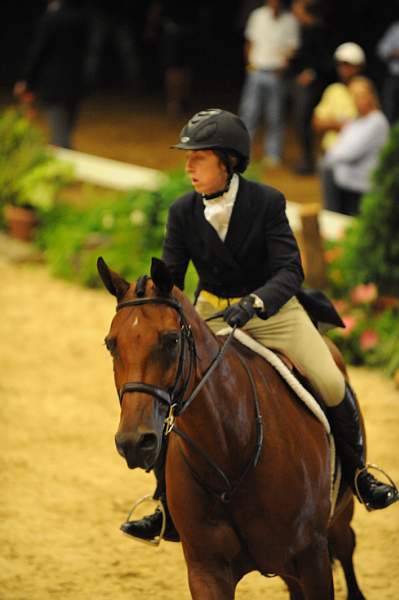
[{"x1": 223, "y1": 296, "x2": 257, "y2": 328}]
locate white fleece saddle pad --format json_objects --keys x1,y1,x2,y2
[{"x1": 217, "y1": 327, "x2": 342, "y2": 517}]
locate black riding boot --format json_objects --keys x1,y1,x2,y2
[
  {"x1": 120, "y1": 437, "x2": 180, "y2": 542},
  {"x1": 327, "y1": 384, "x2": 398, "y2": 510}
]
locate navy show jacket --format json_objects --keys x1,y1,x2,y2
[{"x1": 162, "y1": 176, "x2": 304, "y2": 318}]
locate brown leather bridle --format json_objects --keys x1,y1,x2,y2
[
  {"x1": 115, "y1": 294, "x2": 263, "y2": 504},
  {"x1": 116, "y1": 295, "x2": 235, "y2": 417}
]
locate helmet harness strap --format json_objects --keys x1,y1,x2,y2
[{"x1": 202, "y1": 150, "x2": 234, "y2": 201}]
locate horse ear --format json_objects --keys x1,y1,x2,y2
[
  {"x1": 97, "y1": 257, "x2": 130, "y2": 300},
  {"x1": 150, "y1": 257, "x2": 173, "y2": 295}
]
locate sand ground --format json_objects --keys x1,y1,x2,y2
[{"x1": 0, "y1": 259, "x2": 398, "y2": 600}]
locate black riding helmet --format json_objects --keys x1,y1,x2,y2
[{"x1": 172, "y1": 108, "x2": 250, "y2": 174}]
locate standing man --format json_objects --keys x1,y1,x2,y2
[
  {"x1": 14, "y1": 0, "x2": 90, "y2": 149},
  {"x1": 238, "y1": 0, "x2": 299, "y2": 167},
  {"x1": 288, "y1": 0, "x2": 334, "y2": 174}
]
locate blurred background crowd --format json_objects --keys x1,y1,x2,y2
[{"x1": 1, "y1": 0, "x2": 398, "y2": 216}]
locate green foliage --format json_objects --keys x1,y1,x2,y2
[
  {"x1": 36, "y1": 171, "x2": 199, "y2": 294},
  {"x1": 0, "y1": 107, "x2": 74, "y2": 212},
  {"x1": 325, "y1": 245, "x2": 399, "y2": 377},
  {"x1": 333, "y1": 123, "x2": 399, "y2": 295},
  {"x1": 329, "y1": 297, "x2": 399, "y2": 376},
  {"x1": 324, "y1": 125, "x2": 399, "y2": 379}
]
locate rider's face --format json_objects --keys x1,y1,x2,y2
[{"x1": 185, "y1": 150, "x2": 228, "y2": 195}]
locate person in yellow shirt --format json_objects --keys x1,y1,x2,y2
[{"x1": 312, "y1": 42, "x2": 365, "y2": 210}]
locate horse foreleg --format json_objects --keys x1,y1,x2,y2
[
  {"x1": 328, "y1": 500, "x2": 365, "y2": 600},
  {"x1": 184, "y1": 557, "x2": 236, "y2": 600},
  {"x1": 281, "y1": 574, "x2": 305, "y2": 600},
  {"x1": 294, "y1": 534, "x2": 334, "y2": 600}
]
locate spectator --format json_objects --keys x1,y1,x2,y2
[
  {"x1": 312, "y1": 42, "x2": 365, "y2": 209},
  {"x1": 145, "y1": 1, "x2": 199, "y2": 117},
  {"x1": 322, "y1": 77, "x2": 389, "y2": 216},
  {"x1": 85, "y1": 0, "x2": 139, "y2": 91},
  {"x1": 238, "y1": 0, "x2": 299, "y2": 167},
  {"x1": 376, "y1": 21, "x2": 399, "y2": 124},
  {"x1": 14, "y1": 0, "x2": 89, "y2": 149},
  {"x1": 289, "y1": 0, "x2": 334, "y2": 174}
]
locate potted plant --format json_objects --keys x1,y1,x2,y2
[{"x1": 0, "y1": 108, "x2": 74, "y2": 240}]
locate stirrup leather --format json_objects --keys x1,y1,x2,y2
[
  {"x1": 122, "y1": 494, "x2": 166, "y2": 546},
  {"x1": 354, "y1": 463, "x2": 399, "y2": 512}
]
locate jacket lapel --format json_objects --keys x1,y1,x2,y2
[
  {"x1": 224, "y1": 177, "x2": 255, "y2": 256},
  {"x1": 193, "y1": 194, "x2": 242, "y2": 270}
]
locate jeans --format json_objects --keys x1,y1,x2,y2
[
  {"x1": 291, "y1": 81, "x2": 322, "y2": 167},
  {"x1": 319, "y1": 160, "x2": 341, "y2": 212},
  {"x1": 47, "y1": 100, "x2": 80, "y2": 148},
  {"x1": 239, "y1": 69, "x2": 284, "y2": 159},
  {"x1": 319, "y1": 159, "x2": 362, "y2": 216}
]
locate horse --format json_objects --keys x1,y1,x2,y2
[{"x1": 98, "y1": 256, "x2": 366, "y2": 600}]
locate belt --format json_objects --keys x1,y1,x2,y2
[{"x1": 198, "y1": 290, "x2": 241, "y2": 310}]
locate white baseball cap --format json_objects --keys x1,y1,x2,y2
[{"x1": 334, "y1": 42, "x2": 366, "y2": 65}]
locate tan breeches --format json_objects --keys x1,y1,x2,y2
[{"x1": 196, "y1": 296, "x2": 345, "y2": 407}]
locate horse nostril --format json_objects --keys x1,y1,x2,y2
[
  {"x1": 115, "y1": 437, "x2": 126, "y2": 458},
  {"x1": 138, "y1": 433, "x2": 158, "y2": 454}
]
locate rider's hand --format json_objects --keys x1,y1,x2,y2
[{"x1": 223, "y1": 296, "x2": 257, "y2": 328}]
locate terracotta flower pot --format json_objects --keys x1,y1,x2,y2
[{"x1": 3, "y1": 203, "x2": 38, "y2": 241}]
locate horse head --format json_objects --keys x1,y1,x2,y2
[{"x1": 97, "y1": 256, "x2": 185, "y2": 471}]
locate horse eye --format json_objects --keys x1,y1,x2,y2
[
  {"x1": 104, "y1": 337, "x2": 117, "y2": 355},
  {"x1": 161, "y1": 331, "x2": 179, "y2": 348}
]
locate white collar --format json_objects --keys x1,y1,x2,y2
[
  {"x1": 202, "y1": 173, "x2": 239, "y2": 208},
  {"x1": 202, "y1": 174, "x2": 239, "y2": 241}
]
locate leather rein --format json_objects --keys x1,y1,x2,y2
[{"x1": 116, "y1": 295, "x2": 263, "y2": 503}]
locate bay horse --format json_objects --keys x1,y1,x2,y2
[{"x1": 98, "y1": 256, "x2": 366, "y2": 600}]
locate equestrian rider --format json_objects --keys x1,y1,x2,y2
[{"x1": 121, "y1": 108, "x2": 398, "y2": 542}]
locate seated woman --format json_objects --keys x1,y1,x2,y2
[
  {"x1": 121, "y1": 108, "x2": 397, "y2": 543},
  {"x1": 322, "y1": 77, "x2": 390, "y2": 216}
]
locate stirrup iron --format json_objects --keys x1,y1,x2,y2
[
  {"x1": 122, "y1": 494, "x2": 166, "y2": 546},
  {"x1": 354, "y1": 463, "x2": 399, "y2": 512}
]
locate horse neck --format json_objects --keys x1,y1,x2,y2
[
  {"x1": 176, "y1": 293, "x2": 255, "y2": 474},
  {"x1": 175, "y1": 288, "x2": 220, "y2": 366}
]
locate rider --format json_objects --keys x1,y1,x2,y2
[{"x1": 121, "y1": 108, "x2": 398, "y2": 542}]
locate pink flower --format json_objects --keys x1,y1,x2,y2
[
  {"x1": 341, "y1": 315, "x2": 358, "y2": 336},
  {"x1": 332, "y1": 299, "x2": 350, "y2": 314},
  {"x1": 359, "y1": 329, "x2": 379, "y2": 351},
  {"x1": 350, "y1": 283, "x2": 378, "y2": 305}
]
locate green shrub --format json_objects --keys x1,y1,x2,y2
[
  {"x1": 324, "y1": 125, "x2": 399, "y2": 378},
  {"x1": 0, "y1": 107, "x2": 74, "y2": 213},
  {"x1": 36, "y1": 171, "x2": 200, "y2": 294},
  {"x1": 333, "y1": 123, "x2": 399, "y2": 295}
]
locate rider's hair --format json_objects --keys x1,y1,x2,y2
[{"x1": 212, "y1": 149, "x2": 247, "y2": 175}]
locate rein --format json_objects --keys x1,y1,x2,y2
[
  {"x1": 173, "y1": 348, "x2": 263, "y2": 503},
  {"x1": 116, "y1": 296, "x2": 235, "y2": 418},
  {"x1": 116, "y1": 294, "x2": 264, "y2": 503}
]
